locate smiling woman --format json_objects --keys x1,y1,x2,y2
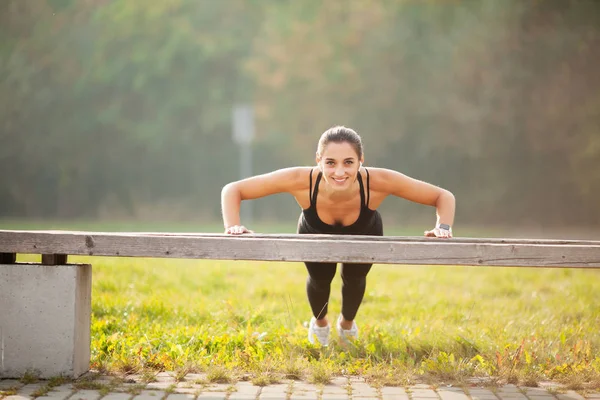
[{"x1": 220, "y1": 125, "x2": 456, "y2": 347}]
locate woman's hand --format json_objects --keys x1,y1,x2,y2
[
  {"x1": 225, "y1": 225, "x2": 254, "y2": 235},
  {"x1": 424, "y1": 226, "x2": 452, "y2": 238}
]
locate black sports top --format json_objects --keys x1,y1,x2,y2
[{"x1": 298, "y1": 168, "x2": 383, "y2": 235}]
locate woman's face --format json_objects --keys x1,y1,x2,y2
[{"x1": 317, "y1": 141, "x2": 363, "y2": 191}]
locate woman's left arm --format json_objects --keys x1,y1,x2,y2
[{"x1": 371, "y1": 168, "x2": 456, "y2": 238}]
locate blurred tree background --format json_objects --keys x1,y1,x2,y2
[{"x1": 1, "y1": 0, "x2": 599, "y2": 234}]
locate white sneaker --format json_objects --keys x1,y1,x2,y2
[
  {"x1": 308, "y1": 317, "x2": 330, "y2": 346},
  {"x1": 336, "y1": 314, "x2": 359, "y2": 344}
]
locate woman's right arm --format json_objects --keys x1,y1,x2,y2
[{"x1": 221, "y1": 167, "x2": 307, "y2": 234}]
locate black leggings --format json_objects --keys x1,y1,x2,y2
[
  {"x1": 305, "y1": 262, "x2": 372, "y2": 321},
  {"x1": 298, "y1": 212, "x2": 384, "y2": 321}
]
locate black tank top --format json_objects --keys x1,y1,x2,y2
[{"x1": 298, "y1": 168, "x2": 383, "y2": 235}]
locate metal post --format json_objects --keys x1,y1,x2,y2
[
  {"x1": 232, "y1": 104, "x2": 255, "y2": 227},
  {"x1": 239, "y1": 143, "x2": 253, "y2": 226}
]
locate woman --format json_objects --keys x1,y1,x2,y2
[{"x1": 221, "y1": 126, "x2": 455, "y2": 346}]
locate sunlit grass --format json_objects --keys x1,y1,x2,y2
[{"x1": 37, "y1": 255, "x2": 600, "y2": 386}]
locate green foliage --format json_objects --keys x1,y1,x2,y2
[{"x1": 1, "y1": 0, "x2": 599, "y2": 227}]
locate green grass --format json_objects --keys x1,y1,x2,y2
[
  {"x1": 6, "y1": 219, "x2": 600, "y2": 386},
  {"x1": 13, "y1": 254, "x2": 596, "y2": 386}
]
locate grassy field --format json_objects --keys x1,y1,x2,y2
[{"x1": 5, "y1": 220, "x2": 600, "y2": 388}]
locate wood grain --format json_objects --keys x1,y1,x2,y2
[{"x1": 0, "y1": 230, "x2": 599, "y2": 268}]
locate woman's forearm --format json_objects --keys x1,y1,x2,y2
[
  {"x1": 221, "y1": 183, "x2": 242, "y2": 229},
  {"x1": 436, "y1": 190, "x2": 456, "y2": 227}
]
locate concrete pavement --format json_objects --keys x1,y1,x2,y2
[{"x1": 1, "y1": 372, "x2": 598, "y2": 400}]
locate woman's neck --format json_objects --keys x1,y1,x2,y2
[{"x1": 320, "y1": 178, "x2": 360, "y2": 202}]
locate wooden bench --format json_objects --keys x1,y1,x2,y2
[{"x1": 1, "y1": 229, "x2": 599, "y2": 378}]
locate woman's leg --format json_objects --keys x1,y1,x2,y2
[
  {"x1": 339, "y1": 263, "x2": 372, "y2": 322},
  {"x1": 305, "y1": 262, "x2": 337, "y2": 320},
  {"x1": 339, "y1": 212, "x2": 383, "y2": 324}
]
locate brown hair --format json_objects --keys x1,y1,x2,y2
[{"x1": 317, "y1": 126, "x2": 363, "y2": 159}]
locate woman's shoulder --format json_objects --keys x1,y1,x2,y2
[
  {"x1": 265, "y1": 166, "x2": 314, "y2": 190},
  {"x1": 273, "y1": 166, "x2": 315, "y2": 179},
  {"x1": 361, "y1": 166, "x2": 409, "y2": 191},
  {"x1": 360, "y1": 166, "x2": 396, "y2": 180},
  {"x1": 227, "y1": 166, "x2": 313, "y2": 198}
]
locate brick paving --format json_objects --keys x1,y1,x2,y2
[{"x1": 0, "y1": 374, "x2": 598, "y2": 400}]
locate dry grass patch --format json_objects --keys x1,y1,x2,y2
[{"x1": 205, "y1": 366, "x2": 235, "y2": 384}]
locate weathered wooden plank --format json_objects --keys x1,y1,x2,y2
[
  {"x1": 2, "y1": 230, "x2": 599, "y2": 246},
  {"x1": 0, "y1": 252, "x2": 16, "y2": 264},
  {"x1": 0, "y1": 230, "x2": 599, "y2": 268},
  {"x1": 125, "y1": 232, "x2": 600, "y2": 246},
  {"x1": 41, "y1": 254, "x2": 68, "y2": 265}
]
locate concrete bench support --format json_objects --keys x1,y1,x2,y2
[{"x1": 0, "y1": 263, "x2": 91, "y2": 378}]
